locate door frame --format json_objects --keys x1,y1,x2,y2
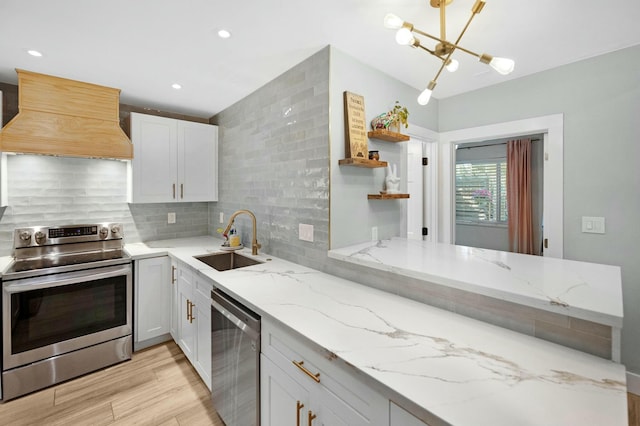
[
  {"x1": 439, "y1": 114, "x2": 564, "y2": 258},
  {"x1": 406, "y1": 125, "x2": 439, "y2": 242}
]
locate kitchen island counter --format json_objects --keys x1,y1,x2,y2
[{"x1": 126, "y1": 237, "x2": 627, "y2": 425}]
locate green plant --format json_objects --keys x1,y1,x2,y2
[{"x1": 390, "y1": 101, "x2": 409, "y2": 129}]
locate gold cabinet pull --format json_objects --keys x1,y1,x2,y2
[
  {"x1": 308, "y1": 411, "x2": 317, "y2": 425},
  {"x1": 172, "y1": 183, "x2": 176, "y2": 199},
  {"x1": 180, "y1": 183, "x2": 184, "y2": 199},
  {"x1": 292, "y1": 360, "x2": 320, "y2": 383},
  {"x1": 171, "y1": 266, "x2": 176, "y2": 284},
  {"x1": 296, "y1": 401, "x2": 304, "y2": 426},
  {"x1": 189, "y1": 301, "x2": 195, "y2": 323}
]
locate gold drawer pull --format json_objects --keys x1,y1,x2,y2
[
  {"x1": 296, "y1": 401, "x2": 304, "y2": 426},
  {"x1": 308, "y1": 411, "x2": 317, "y2": 425},
  {"x1": 292, "y1": 360, "x2": 320, "y2": 383}
]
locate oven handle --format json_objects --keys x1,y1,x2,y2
[{"x1": 3, "y1": 264, "x2": 132, "y2": 294}]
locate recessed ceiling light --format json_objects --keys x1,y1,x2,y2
[
  {"x1": 218, "y1": 29, "x2": 231, "y2": 39},
  {"x1": 172, "y1": 83, "x2": 182, "y2": 90},
  {"x1": 27, "y1": 50, "x2": 43, "y2": 57}
]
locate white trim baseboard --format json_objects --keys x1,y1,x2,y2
[{"x1": 628, "y1": 370, "x2": 640, "y2": 395}]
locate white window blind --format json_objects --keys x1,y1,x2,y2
[{"x1": 455, "y1": 160, "x2": 507, "y2": 224}]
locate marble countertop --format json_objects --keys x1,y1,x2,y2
[
  {"x1": 329, "y1": 238, "x2": 624, "y2": 328},
  {"x1": 126, "y1": 237, "x2": 627, "y2": 425}
]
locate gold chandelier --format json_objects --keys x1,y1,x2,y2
[{"x1": 384, "y1": 0, "x2": 515, "y2": 105}]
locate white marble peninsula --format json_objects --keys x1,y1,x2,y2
[
  {"x1": 329, "y1": 238, "x2": 624, "y2": 361},
  {"x1": 126, "y1": 236, "x2": 627, "y2": 425}
]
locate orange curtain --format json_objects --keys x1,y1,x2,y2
[{"x1": 507, "y1": 139, "x2": 536, "y2": 254}]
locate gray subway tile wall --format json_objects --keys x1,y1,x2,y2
[{"x1": 210, "y1": 46, "x2": 330, "y2": 271}]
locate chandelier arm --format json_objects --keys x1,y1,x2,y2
[
  {"x1": 416, "y1": 45, "x2": 454, "y2": 66},
  {"x1": 411, "y1": 28, "x2": 482, "y2": 59},
  {"x1": 452, "y1": 6, "x2": 481, "y2": 47},
  {"x1": 430, "y1": 52, "x2": 450, "y2": 85}
]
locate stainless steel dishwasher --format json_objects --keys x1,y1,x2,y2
[{"x1": 211, "y1": 288, "x2": 261, "y2": 426}]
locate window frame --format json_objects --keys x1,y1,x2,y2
[{"x1": 454, "y1": 157, "x2": 508, "y2": 227}]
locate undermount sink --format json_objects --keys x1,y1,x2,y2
[{"x1": 194, "y1": 251, "x2": 263, "y2": 271}]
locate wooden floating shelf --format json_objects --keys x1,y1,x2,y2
[
  {"x1": 368, "y1": 193, "x2": 410, "y2": 199},
  {"x1": 367, "y1": 129, "x2": 410, "y2": 142},
  {"x1": 339, "y1": 158, "x2": 388, "y2": 168}
]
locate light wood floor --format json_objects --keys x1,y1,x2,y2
[
  {"x1": 630, "y1": 391, "x2": 640, "y2": 426},
  {"x1": 0, "y1": 342, "x2": 223, "y2": 426}
]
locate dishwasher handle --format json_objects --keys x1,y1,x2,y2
[{"x1": 211, "y1": 289, "x2": 261, "y2": 341}]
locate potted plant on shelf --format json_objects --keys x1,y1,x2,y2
[
  {"x1": 370, "y1": 101, "x2": 410, "y2": 134},
  {"x1": 389, "y1": 101, "x2": 409, "y2": 133}
]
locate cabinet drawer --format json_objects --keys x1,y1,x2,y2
[{"x1": 262, "y1": 319, "x2": 384, "y2": 423}]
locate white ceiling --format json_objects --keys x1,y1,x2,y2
[{"x1": 2, "y1": 0, "x2": 640, "y2": 118}]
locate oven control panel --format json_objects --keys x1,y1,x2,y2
[{"x1": 13, "y1": 223, "x2": 124, "y2": 248}]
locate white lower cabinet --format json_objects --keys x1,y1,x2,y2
[
  {"x1": 134, "y1": 256, "x2": 172, "y2": 351},
  {"x1": 389, "y1": 402, "x2": 430, "y2": 426},
  {"x1": 174, "y1": 260, "x2": 213, "y2": 390},
  {"x1": 261, "y1": 319, "x2": 388, "y2": 426}
]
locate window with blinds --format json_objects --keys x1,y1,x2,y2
[{"x1": 455, "y1": 160, "x2": 508, "y2": 224}]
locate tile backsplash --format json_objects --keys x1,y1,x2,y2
[{"x1": 0, "y1": 154, "x2": 208, "y2": 256}]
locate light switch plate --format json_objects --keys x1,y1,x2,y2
[
  {"x1": 299, "y1": 223, "x2": 314, "y2": 242},
  {"x1": 582, "y1": 216, "x2": 605, "y2": 234},
  {"x1": 168, "y1": 212, "x2": 176, "y2": 224}
]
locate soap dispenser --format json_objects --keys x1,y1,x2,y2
[{"x1": 229, "y1": 225, "x2": 241, "y2": 247}]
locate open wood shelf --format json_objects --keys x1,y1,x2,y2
[
  {"x1": 368, "y1": 193, "x2": 410, "y2": 199},
  {"x1": 367, "y1": 130, "x2": 410, "y2": 142},
  {"x1": 339, "y1": 158, "x2": 388, "y2": 168}
]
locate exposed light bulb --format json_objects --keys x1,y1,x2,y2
[
  {"x1": 27, "y1": 50, "x2": 43, "y2": 57},
  {"x1": 395, "y1": 28, "x2": 415, "y2": 46},
  {"x1": 417, "y1": 88, "x2": 433, "y2": 106},
  {"x1": 446, "y1": 58, "x2": 459, "y2": 72},
  {"x1": 384, "y1": 13, "x2": 404, "y2": 30},
  {"x1": 172, "y1": 83, "x2": 182, "y2": 90},
  {"x1": 489, "y1": 57, "x2": 515, "y2": 75},
  {"x1": 218, "y1": 29, "x2": 231, "y2": 39}
]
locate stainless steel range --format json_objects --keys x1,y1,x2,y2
[{"x1": 1, "y1": 223, "x2": 132, "y2": 401}]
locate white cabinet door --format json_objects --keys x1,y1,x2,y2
[
  {"x1": 130, "y1": 112, "x2": 218, "y2": 203},
  {"x1": 177, "y1": 120, "x2": 218, "y2": 202},
  {"x1": 193, "y1": 275, "x2": 213, "y2": 390},
  {"x1": 169, "y1": 259, "x2": 179, "y2": 341},
  {"x1": 261, "y1": 354, "x2": 311, "y2": 426},
  {"x1": 130, "y1": 112, "x2": 178, "y2": 203},
  {"x1": 177, "y1": 265, "x2": 196, "y2": 361},
  {"x1": 134, "y1": 256, "x2": 171, "y2": 346}
]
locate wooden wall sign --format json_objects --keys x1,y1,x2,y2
[{"x1": 343, "y1": 91, "x2": 367, "y2": 159}]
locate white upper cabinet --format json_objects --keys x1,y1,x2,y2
[{"x1": 129, "y1": 112, "x2": 218, "y2": 203}]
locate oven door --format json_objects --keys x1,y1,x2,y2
[{"x1": 2, "y1": 264, "x2": 132, "y2": 371}]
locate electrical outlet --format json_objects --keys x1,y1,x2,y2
[
  {"x1": 219, "y1": 212, "x2": 224, "y2": 223},
  {"x1": 168, "y1": 212, "x2": 176, "y2": 224},
  {"x1": 299, "y1": 223, "x2": 314, "y2": 242},
  {"x1": 371, "y1": 226, "x2": 378, "y2": 241}
]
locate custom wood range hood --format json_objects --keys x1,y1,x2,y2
[{"x1": 0, "y1": 69, "x2": 133, "y2": 159}]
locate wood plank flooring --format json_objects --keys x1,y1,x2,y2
[
  {"x1": 630, "y1": 391, "x2": 640, "y2": 426},
  {"x1": 0, "y1": 342, "x2": 223, "y2": 426}
]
